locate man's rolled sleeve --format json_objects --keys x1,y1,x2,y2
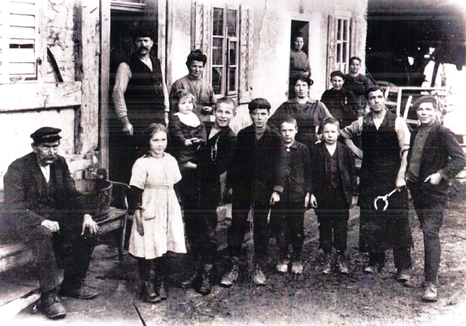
[
  {"x1": 395, "y1": 116, "x2": 411, "y2": 156},
  {"x1": 340, "y1": 118, "x2": 362, "y2": 139},
  {"x1": 112, "y1": 62, "x2": 132, "y2": 119}
]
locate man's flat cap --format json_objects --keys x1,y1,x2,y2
[
  {"x1": 248, "y1": 98, "x2": 271, "y2": 112},
  {"x1": 31, "y1": 127, "x2": 62, "y2": 144}
]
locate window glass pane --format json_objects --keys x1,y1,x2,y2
[
  {"x1": 337, "y1": 19, "x2": 341, "y2": 41},
  {"x1": 212, "y1": 67, "x2": 223, "y2": 95},
  {"x1": 227, "y1": 9, "x2": 237, "y2": 37},
  {"x1": 213, "y1": 8, "x2": 224, "y2": 36},
  {"x1": 229, "y1": 67, "x2": 236, "y2": 92},
  {"x1": 229, "y1": 41, "x2": 236, "y2": 65},
  {"x1": 337, "y1": 44, "x2": 341, "y2": 63},
  {"x1": 212, "y1": 38, "x2": 223, "y2": 65},
  {"x1": 343, "y1": 42, "x2": 347, "y2": 63},
  {"x1": 343, "y1": 20, "x2": 348, "y2": 41}
]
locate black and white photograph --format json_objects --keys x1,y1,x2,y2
[{"x1": 0, "y1": 0, "x2": 466, "y2": 325}]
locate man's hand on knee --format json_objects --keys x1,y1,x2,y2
[
  {"x1": 41, "y1": 220, "x2": 60, "y2": 233},
  {"x1": 81, "y1": 214, "x2": 99, "y2": 236}
]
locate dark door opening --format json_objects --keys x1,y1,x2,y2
[{"x1": 289, "y1": 20, "x2": 310, "y2": 98}]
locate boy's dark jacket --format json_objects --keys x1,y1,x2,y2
[
  {"x1": 197, "y1": 126, "x2": 237, "y2": 201},
  {"x1": 273, "y1": 140, "x2": 312, "y2": 203},
  {"x1": 227, "y1": 125, "x2": 282, "y2": 203},
  {"x1": 309, "y1": 141, "x2": 357, "y2": 204},
  {"x1": 407, "y1": 122, "x2": 466, "y2": 196}
]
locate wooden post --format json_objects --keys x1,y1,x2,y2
[{"x1": 100, "y1": 0, "x2": 111, "y2": 170}]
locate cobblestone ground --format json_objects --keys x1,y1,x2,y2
[{"x1": 11, "y1": 182, "x2": 466, "y2": 326}]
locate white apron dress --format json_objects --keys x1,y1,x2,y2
[{"x1": 128, "y1": 153, "x2": 187, "y2": 259}]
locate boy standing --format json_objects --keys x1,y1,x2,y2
[
  {"x1": 320, "y1": 71, "x2": 358, "y2": 129},
  {"x1": 221, "y1": 98, "x2": 282, "y2": 287},
  {"x1": 406, "y1": 96, "x2": 465, "y2": 302},
  {"x1": 270, "y1": 117, "x2": 312, "y2": 274},
  {"x1": 310, "y1": 117, "x2": 357, "y2": 274},
  {"x1": 181, "y1": 97, "x2": 237, "y2": 295}
]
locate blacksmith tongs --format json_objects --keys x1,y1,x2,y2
[{"x1": 374, "y1": 188, "x2": 397, "y2": 211}]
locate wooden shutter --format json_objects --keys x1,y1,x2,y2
[
  {"x1": 326, "y1": 15, "x2": 337, "y2": 90},
  {"x1": 0, "y1": 0, "x2": 39, "y2": 84},
  {"x1": 238, "y1": 5, "x2": 252, "y2": 104},
  {"x1": 350, "y1": 17, "x2": 357, "y2": 58},
  {"x1": 193, "y1": 1, "x2": 211, "y2": 82}
]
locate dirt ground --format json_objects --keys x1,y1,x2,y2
[{"x1": 10, "y1": 182, "x2": 466, "y2": 326}]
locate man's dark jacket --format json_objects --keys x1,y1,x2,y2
[
  {"x1": 407, "y1": 122, "x2": 466, "y2": 196},
  {"x1": 274, "y1": 140, "x2": 312, "y2": 203},
  {"x1": 227, "y1": 125, "x2": 282, "y2": 203},
  {"x1": 309, "y1": 141, "x2": 357, "y2": 205},
  {"x1": 2, "y1": 152, "x2": 81, "y2": 239}
]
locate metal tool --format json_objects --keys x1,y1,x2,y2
[{"x1": 374, "y1": 188, "x2": 398, "y2": 211}]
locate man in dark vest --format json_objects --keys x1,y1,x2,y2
[
  {"x1": 111, "y1": 26, "x2": 169, "y2": 182},
  {"x1": 340, "y1": 87, "x2": 414, "y2": 284},
  {"x1": 2, "y1": 127, "x2": 100, "y2": 319}
]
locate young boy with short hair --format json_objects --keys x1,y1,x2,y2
[
  {"x1": 310, "y1": 117, "x2": 357, "y2": 274},
  {"x1": 406, "y1": 96, "x2": 466, "y2": 302},
  {"x1": 270, "y1": 116, "x2": 312, "y2": 274},
  {"x1": 181, "y1": 97, "x2": 237, "y2": 295},
  {"x1": 320, "y1": 71, "x2": 358, "y2": 129},
  {"x1": 221, "y1": 98, "x2": 282, "y2": 287}
]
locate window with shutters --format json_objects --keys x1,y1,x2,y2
[
  {"x1": 0, "y1": 0, "x2": 39, "y2": 84},
  {"x1": 193, "y1": 2, "x2": 253, "y2": 103},
  {"x1": 327, "y1": 15, "x2": 354, "y2": 89},
  {"x1": 335, "y1": 18, "x2": 350, "y2": 72},
  {"x1": 211, "y1": 6, "x2": 238, "y2": 97}
]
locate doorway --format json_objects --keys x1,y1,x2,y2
[{"x1": 289, "y1": 20, "x2": 310, "y2": 98}]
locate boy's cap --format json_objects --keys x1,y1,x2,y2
[
  {"x1": 248, "y1": 98, "x2": 271, "y2": 112},
  {"x1": 413, "y1": 95, "x2": 438, "y2": 110},
  {"x1": 330, "y1": 70, "x2": 345, "y2": 80},
  {"x1": 31, "y1": 127, "x2": 62, "y2": 144}
]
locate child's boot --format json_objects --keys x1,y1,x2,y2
[
  {"x1": 336, "y1": 251, "x2": 349, "y2": 274},
  {"x1": 141, "y1": 280, "x2": 161, "y2": 303},
  {"x1": 198, "y1": 265, "x2": 212, "y2": 295},
  {"x1": 322, "y1": 251, "x2": 332, "y2": 274}
]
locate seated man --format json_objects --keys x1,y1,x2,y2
[{"x1": 2, "y1": 127, "x2": 100, "y2": 319}]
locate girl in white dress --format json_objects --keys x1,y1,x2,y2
[{"x1": 128, "y1": 123, "x2": 186, "y2": 303}]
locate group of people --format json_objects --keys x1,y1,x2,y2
[{"x1": 1, "y1": 27, "x2": 465, "y2": 321}]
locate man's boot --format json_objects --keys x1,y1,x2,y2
[
  {"x1": 39, "y1": 289, "x2": 66, "y2": 319},
  {"x1": 59, "y1": 278, "x2": 98, "y2": 299}
]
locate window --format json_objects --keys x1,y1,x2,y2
[
  {"x1": 0, "y1": 0, "x2": 39, "y2": 84},
  {"x1": 193, "y1": 2, "x2": 253, "y2": 103},
  {"x1": 327, "y1": 15, "x2": 353, "y2": 89},
  {"x1": 335, "y1": 18, "x2": 350, "y2": 72},
  {"x1": 211, "y1": 6, "x2": 238, "y2": 96}
]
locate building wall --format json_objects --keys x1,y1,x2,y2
[
  {"x1": 0, "y1": 0, "x2": 100, "y2": 191},
  {"x1": 167, "y1": 0, "x2": 368, "y2": 130}
]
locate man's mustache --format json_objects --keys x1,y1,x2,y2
[{"x1": 137, "y1": 46, "x2": 149, "y2": 53}]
